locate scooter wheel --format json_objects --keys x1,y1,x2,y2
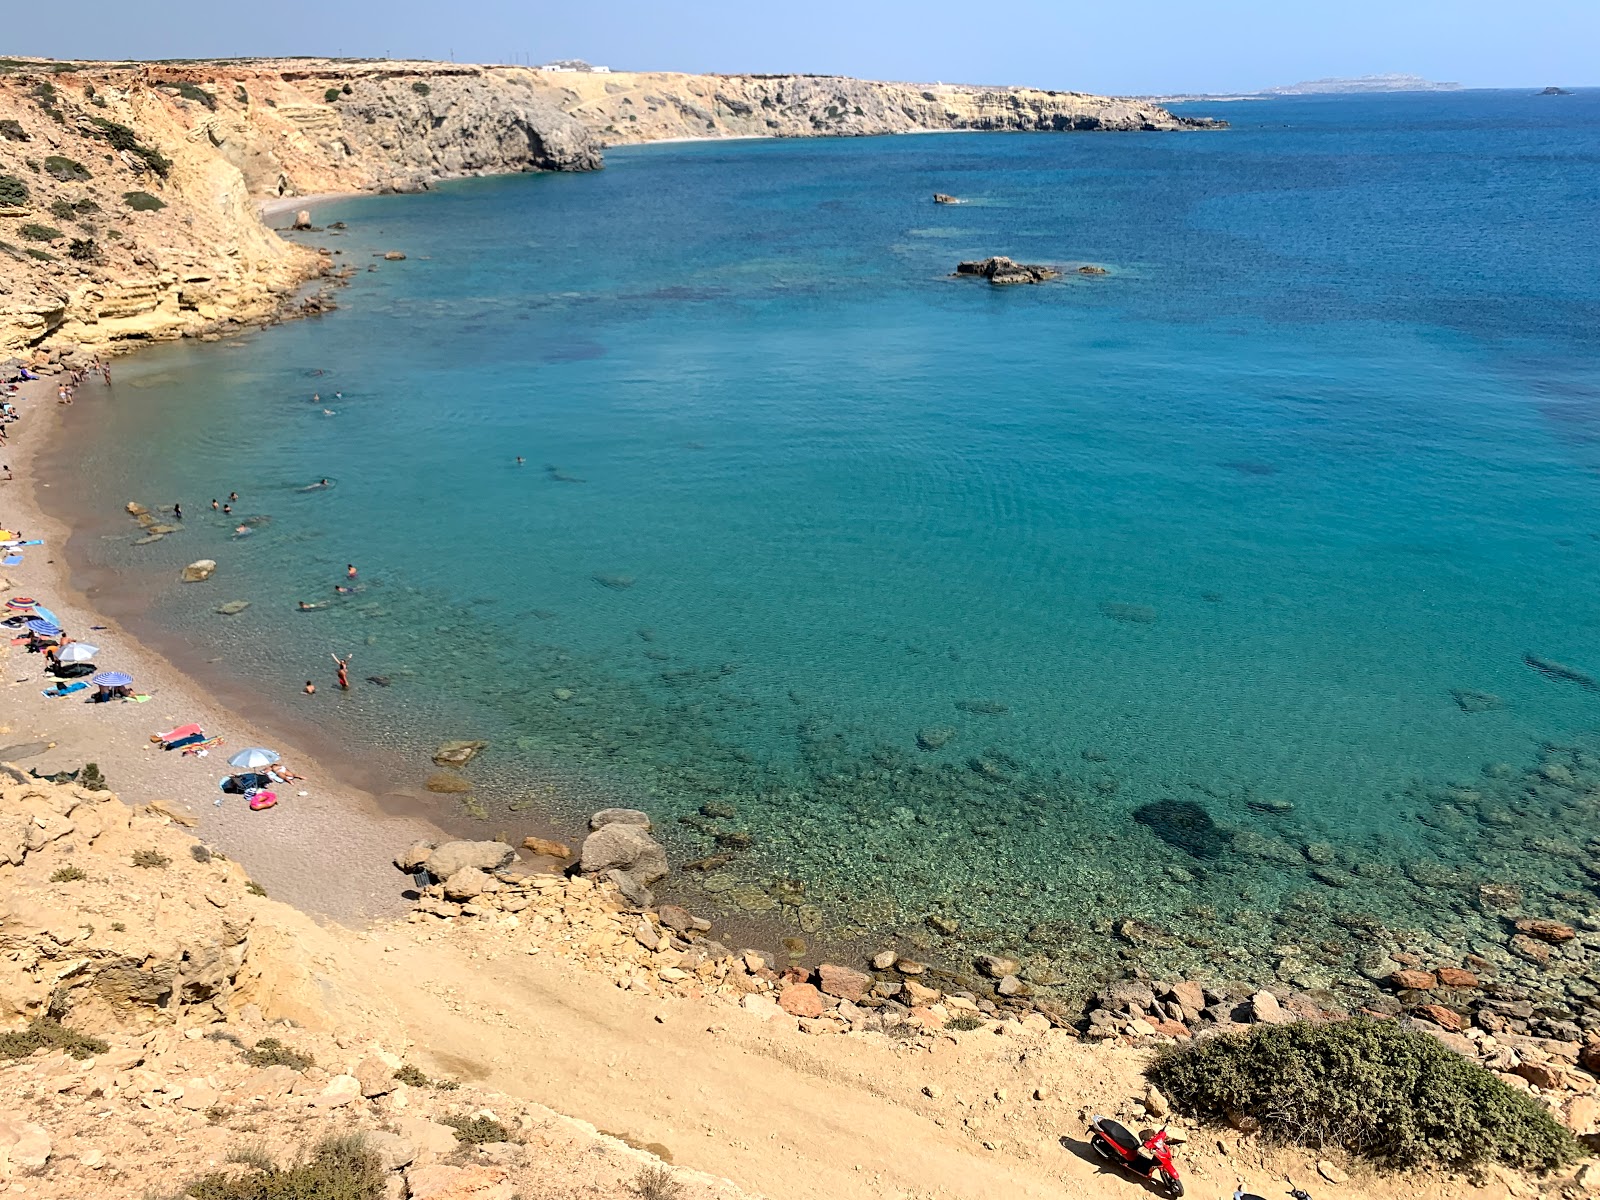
[{"x1": 1158, "y1": 1170, "x2": 1184, "y2": 1198}]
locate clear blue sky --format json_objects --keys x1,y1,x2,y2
[{"x1": 8, "y1": 0, "x2": 1596, "y2": 94}]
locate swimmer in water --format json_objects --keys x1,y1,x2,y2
[
  {"x1": 303, "y1": 680, "x2": 316, "y2": 694},
  {"x1": 233, "y1": 525, "x2": 251, "y2": 536},
  {"x1": 346, "y1": 563, "x2": 357, "y2": 580}
]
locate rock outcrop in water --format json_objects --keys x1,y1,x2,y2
[
  {"x1": 0, "y1": 56, "x2": 1219, "y2": 352},
  {"x1": 955, "y1": 257, "x2": 1060, "y2": 285}
]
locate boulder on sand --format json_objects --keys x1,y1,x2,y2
[
  {"x1": 580, "y1": 821, "x2": 667, "y2": 883},
  {"x1": 418, "y1": 839, "x2": 514, "y2": 880},
  {"x1": 181, "y1": 560, "x2": 217, "y2": 583}
]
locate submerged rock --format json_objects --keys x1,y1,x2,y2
[
  {"x1": 1099, "y1": 601, "x2": 1157, "y2": 624},
  {"x1": 1451, "y1": 688, "x2": 1503, "y2": 713},
  {"x1": 1133, "y1": 799, "x2": 1229, "y2": 859},
  {"x1": 591, "y1": 573, "x2": 635, "y2": 590},
  {"x1": 1524, "y1": 653, "x2": 1598, "y2": 690},
  {"x1": 215, "y1": 600, "x2": 250, "y2": 616},
  {"x1": 432, "y1": 740, "x2": 487, "y2": 767},
  {"x1": 181, "y1": 560, "x2": 217, "y2": 583},
  {"x1": 423, "y1": 772, "x2": 472, "y2": 794},
  {"x1": 915, "y1": 726, "x2": 957, "y2": 751},
  {"x1": 954, "y1": 699, "x2": 1010, "y2": 716}
]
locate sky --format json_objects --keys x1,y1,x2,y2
[{"x1": 7, "y1": 0, "x2": 1597, "y2": 94}]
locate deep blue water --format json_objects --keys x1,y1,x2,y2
[{"x1": 61, "y1": 90, "x2": 1600, "y2": 998}]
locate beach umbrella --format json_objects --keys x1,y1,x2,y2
[
  {"x1": 26, "y1": 619, "x2": 62, "y2": 637},
  {"x1": 227, "y1": 747, "x2": 280, "y2": 771},
  {"x1": 57, "y1": 643, "x2": 98, "y2": 664},
  {"x1": 4, "y1": 596, "x2": 35, "y2": 611},
  {"x1": 91, "y1": 671, "x2": 134, "y2": 688},
  {"x1": 31, "y1": 605, "x2": 61, "y2": 627}
]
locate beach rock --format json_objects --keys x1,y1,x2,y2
[
  {"x1": 442, "y1": 867, "x2": 490, "y2": 900},
  {"x1": 1317, "y1": 1160, "x2": 1350, "y2": 1185},
  {"x1": 1509, "y1": 934, "x2": 1554, "y2": 965},
  {"x1": 779, "y1": 982, "x2": 827, "y2": 1018},
  {"x1": 125, "y1": 502, "x2": 149, "y2": 517},
  {"x1": 382, "y1": 251, "x2": 407, "y2": 261},
  {"x1": 872, "y1": 950, "x2": 899, "y2": 970},
  {"x1": 975, "y1": 954, "x2": 1020, "y2": 979},
  {"x1": 580, "y1": 822, "x2": 667, "y2": 884},
  {"x1": 1415, "y1": 1003, "x2": 1466, "y2": 1032},
  {"x1": 424, "y1": 772, "x2": 473, "y2": 794},
  {"x1": 591, "y1": 573, "x2": 635, "y2": 590},
  {"x1": 1515, "y1": 918, "x2": 1576, "y2": 943},
  {"x1": 424, "y1": 840, "x2": 514, "y2": 880},
  {"x1": 954, "y1": 699, "x2": 1010, "y2": 715},
  {"x1": 1435, "y1": 967, "x2": 1479, "y2": 989},
  {"x1": 215, "y1": 600, "x2": 250, "y2": 616},
  {"x1": 432, "y1": 740, "x2": 487, "y2": 768},
  {"x1": 1250, "y1": 991, "x2": 1293, "y2": 1024},
  {"x1": 521, "y1": 836, "x2": 572, "y2": 859},
  {"x1": 291, "y1": 210, "x2": 313, "y2": 229},
  {"x1": 1077, "y1": 264, "x2": 1110, "y2": 275},
  {"x1": 954, "y1": 256, "x2": 1059, "y2": 285},
  {"x1": 916, "y1": 726, "x2": 956, "y2": 751},
  {"x1": 396, "y1": 841, "x2": 436, "y2": 871},
  {"x1": 1388, "y1": 970, "x2": 1437, "y2": 991},
  {"x1": 603, "y1": 868, "x2": 653, "y2": 908},
  {"x1": 933, "y1": 193, "x2": 959, "y2": 204},
  {"x1": 1524, "y1": 653, "x2": 1598, "y2": 690},
  {"x1": 817, "y1": 963, "x2": 871, "y2": 1002},
  {"x1": 180, "y1": 560, "x2": 217, "y2": 583},
  {"x1": 590, "y1": 808, "x2": 652, "y2": 830}
]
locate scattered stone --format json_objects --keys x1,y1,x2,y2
[
  {"x1": 1514, "y1": 1061, "x2": 1565, "y2": 1090},
  {"x1": 996, "y1": 975, "x2": 1024, "y2": 997},
  {"x1": 442, "y1": 868, "x2": 490, "y2": 900},
  {"x1": 916, "y1": 727, "x2": 957, "y2": 751},
  {"x1": 926, "y1": 913, "x2": 960, "y2": 935},
  {"x1": 1250, "y1": 991, "x2": 1292, "y2": 1024},
  {"x1": 521, "y1": 836, "x2": 571, "y2": 859},
  {"x1": 382, "y1": 250, "x2": 407, "y2": 261},
  {"x1": 895, "y1": 959, "x2": 927, "y2": 976},
  {"x1": 423, "y1": 840, "x2": 514, "y2": 879},
  {"x1": 181, "y1": 559, "x2": 217, "y2": 583},
  {"x1": 872, "y1": 950, "x2": 898, "y2": 970},
  {"x1": 1388, "y1": 969, "x2": 1437, "y2": 991},
  {"x1": 432, "y1": 740, "x2": 488, "y2": 768},
  {"x1": 1477, "y1": 882, "x2": 1523, "y2": 910},
  {"x1": 1508, "y1": 934, "x2": 1553, "y2": 966},
  {"x1": 975, "y1": 955, "x2": 1020, "y2": 979},
  {"x1": 1317, "y1": 1160, "x2": 1350, "y2": 1185},
  {"x1": 0, "y1": 1119, "x2": 51, "y2": 1173},
  {"x1": 1435, "y1": 967, "x2": 1479, "y2": 989},
  {"x1": 1144, "y1": 1085, "x2": 1170, "y2": 1117},
  {"x1": 818, "y1": 963, "x2": 871, "y2": 1002},
  {"x1": 424, "y1": 772, "x2": 473, "y2": 794},
  {"x1": 1414, "y1": 1003, "x2": 1465, "y2": 1032},
  {"x1": 778, "y1": 983, "x2": 827, "y2": 1018},
  {"x1": 215, "y1": 599, "x2": 251, "y2": 616},
  {"x1": 589, "y1": 808, "x2": 651, "y2": 831}
]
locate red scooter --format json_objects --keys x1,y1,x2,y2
[{"x1": 1087, "y1": 1113, "x2": 1183, "y2": 1197}]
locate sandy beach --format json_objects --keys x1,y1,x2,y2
[{"x1": 1, "y1": 369, "x2": 448, "y2": 920}]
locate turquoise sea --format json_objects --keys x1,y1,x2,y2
[{"x1": 56, "y1": 90, "x2": 1600, "y2": 1002}]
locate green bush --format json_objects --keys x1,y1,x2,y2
[
  {"x1": 43, "y1": 155, "x2": 90, "y2": 181},
  {"x1": 635, "y1": 1165, "x2": 684, "y2": 1200},
  {"x1": 185, "y1": 1134, "x2": 384, "y2": 1200},
  {"x1": 324, "y1": 88, "x2": 341, "y2": 103},
  {"x1": 0, "y1": 174, "x2": 28, "y2": 205},
  {"x1": 87, "y1": 117, "x2": 171, "y2": 177},
  {"x1": 48, "y1": 198, "x2": 75, "y2": 219},
  {"x1": 946, "y1": 1011, "x2": 986, "y2": 1031},
  {"x1": 79, "y1": 762, "x2": 108, "y2": 791},
  {"x1": 440, "y1": 1114, "x2": 514, "y2": 1145},
  {"x1": 131, "y1": 847, "x2": 171, "y2": 869},
  {"x1": 392, "y1": 1063, "x2": 457, "y2": 1089},
  {"x1": 243, "y1": 1037, "x2": 314, "y2": 1071},
  {"x1": 166, "y1": 81, "x2": 216, "y2": 110},
  {"x1": 68, "y1": 238, "x2": 99, "y2": 262},
  {"x1": 0, "y1": 119, "x2": 25, "y2": 141},
  {"x1": 411, "y1": 81, "x2": 430, "y2": 96},
  {"x1": 49, "y1": 865, "x2": 87, "y2": 882},
  {"x1": 24, "y1": 247, "x2": 55, "y2": 262},
  {"x1": 0, "y1": 1017, "x2": 108, "y2": 1061},
  {"x1": 234, "y1": 84, "x2": 249, "y2": 106},
  {"x1": 19, "y1": 222, "x2": 62, "y2": 242},
  {"x1": 123, "y1": 190, "x2": 166, "y2": 211},
  {"x1": 1148, "y1": 1017, "x2": 1582, "y2": 1171}
]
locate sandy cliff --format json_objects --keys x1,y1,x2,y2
[{"x1": 0, "y1": 58, "x2": 1219, "y2": 354}]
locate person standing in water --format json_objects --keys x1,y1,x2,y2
[
  {"x1": 173, "y1": 501, "x2": 182, "y2": 520},
  {"x1": 332, "y1": 652, "x2": 351, "y2": 690},
  {"x1": 346, "y1": 563, "x2": 357, "y2": 580}
]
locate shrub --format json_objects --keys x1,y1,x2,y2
[
  {"x1": 48, "y1": 198, "x2": 75, "y2": 219},
  {"x1": 635, "y1": 1165, "x2": 685, "y2": 1200},
  {"x1": 19, "y1": 223, "x2": 62, "y2": 241},
  {"x1": 245, "y1": 880, "x2": 267, "y2": 896},
  {"x1": 392, "y1": 1063, "x2": 457, "y2": 1088},
  {"x1": 185, "y1": 1134, "x2": 384, "y2": 1200},
  {"x1": 24, "y1": 247, "x2": 55, "y2": 262},
  {"x1": 1148, "y1": 1017, "x2": 1582, "y2": 1172},
  {"x1": 946, "y1": 1011, "x2": 985, "y2": 1032},
  {"x1": 243, "y1": 1037, "x2": 314, "y2": 1071},
  {"x1": 49, "y1": 865, "x2": 87, "y2": 882},
  {"x1": 110, "y1": 921, "x2": 126, "y2": 931},
  {"x1": 0, "y1": 174, "x2": 28, "y2": 205},
  {"x1": 324, "y1": 88, "x2": 341, "y2": 103},
  {"x1": 67, "y1": 238, "x2": 99, "y2": 262},
  {"x1": 0, "y1": 1017, "x2": 108, "y2": 1061},
  {"x1": 440, "y1": 1114, "x2": 514, "y2": 1145},
  {"x1": 342, "y1": 83, "x2": 352, "y2": 94},
  {"x1": 411, "y1": 81, "x2": 431, "y2": 96},
  {"x1": 131, "y1": 848, "x2": 171, "y2": 869},
  {"x1": 123, "y1": 190, "x2": 165, "y2": 211},
  {"x1": 87, "y1": 117, "x2": 171, "y2": 177},
  {"x1": 167, "y1": 81, "x2": 216, "y2": 110},
  {"x1": 43, "y1": 155, "x2": 90, "y2": 181},
  {"x1": 234, "y1": 84, "x2": 248, "y2": 106},
  {"x1": 0, "y1": 118, "x2": 26, "y2": 140},
  {"x1": 79, "y1": 762, "x2": 108, "y2": 791}
]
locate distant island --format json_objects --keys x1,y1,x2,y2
[
  {"x1": 1263, "y1": 74, "x2": 1462, "y2": 95},
  {"x1": 1540, "y1": 86, "x2": 1573, "y2": 96}
]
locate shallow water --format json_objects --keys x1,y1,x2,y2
[{"x1": 57, "y1": 90, "x2": 1600, "y2": 1002}]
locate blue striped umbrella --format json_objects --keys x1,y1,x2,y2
[
  {"x1": 31, "y1": 605, "x2": 61, "y2": 627},
  {"x1": 26, "y1": 619, "x2": 62, "y2": 637},
  {"x1": 91, "y1": 671, "x2": 133, "y2": 688}
]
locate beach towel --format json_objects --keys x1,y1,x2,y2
[
  {"x1": 41, "y1": 681, "x2": 88, "y2": 697},
  {"x1": 2, "y1": 557, "x2": 21, "y2": 567},
  {"x1": 155, "y1": 723, "x2": 203, "y2": 743},
  {"x1": 163, "y1": 733, "x2": 206, "y2": 751},
  {"x1": 180, "y1": 737, "x2": 223, "y2": 756}
]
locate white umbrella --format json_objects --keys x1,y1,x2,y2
[
  {"x1": 227, "y1": 747, "x2": 280, "y2": 771},
  {"x1": 56, "y1": 643, "x2": 99, "y2": 664}
]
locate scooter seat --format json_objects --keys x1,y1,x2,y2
[{"x1": 1099, "y1": 1119, "x2": 1142, "y2": 1155}]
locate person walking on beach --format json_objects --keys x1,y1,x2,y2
[{"x1": 332, "y1": 652, "x2": 351, "y2": 690}]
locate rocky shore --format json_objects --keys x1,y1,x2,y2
[{"x1": 0, "y1": 56, "x2": 1219, "y2": 353}]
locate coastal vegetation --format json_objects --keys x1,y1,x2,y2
[
  {"x1": 86, "y1": 115, "x2": 171, "y2": 176},
  {"x1": 1150, "y1": 1018, "x2": 1583, "y2": 1171},
  {"x1": 0, "y1": 1017, "x2": 109, "y2": 1062},
  {"x1": 18, "y1": 221, "x2": 61, "y2": 241},
  {"x1": 42, "y1": 154, "x2": 90, "y2": 180},
  {"x1": 244, "y1": 1037, "x2": 316, "y2": 1071},
  {"x1": 185, "y1": 1135, "x2": 384, "y2": 1200},
  {"x1": 123, "y1": 189, "x2": 166, "y2": 211},
  {"x1": 0, "y1": 172, "x2": 27, "y2": 204}
]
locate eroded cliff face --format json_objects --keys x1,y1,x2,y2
[
  {"x1": 0, "y1": 58, "x2": 1213, "y2": 353},
  {"x1": 0, "y1": 61, "x2": 600, "y2": 354},
  {"x1": 545, "y1": 70, "x2": 1223, "y2": 142}
]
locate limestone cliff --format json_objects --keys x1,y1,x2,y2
[
  {"x1": 0, "y1": 57, "x2": 1215, "y2": 354},
  {"x1": 547, "y1": 69, "x2": 1223, "y2": 142}
]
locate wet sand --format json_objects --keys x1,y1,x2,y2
[{"x1": 1, "y1": 372, "x2": 449, "y2": 920}]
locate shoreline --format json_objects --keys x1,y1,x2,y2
[
  {"x1": 258, "y1": 191, "x2": 365, "y2": 220},
  {"x1": 2, "y1": 370, "x2": 450, "y2": 921}
]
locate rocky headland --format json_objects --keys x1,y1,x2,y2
[{"x1": 0, "y1": 56, "x2": 1221, "y2": 354}]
